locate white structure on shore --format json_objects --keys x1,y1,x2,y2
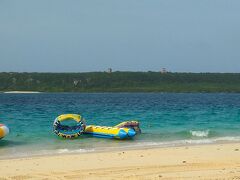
[
  {"x1": 160, "y1": 68, "x2": 167, "y2": 74},
  {"x1": 107, "y1": 68, "x2": 112, "y2": 73}
]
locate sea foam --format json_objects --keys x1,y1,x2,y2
[
  {"x1": 56, "y1": 148, "x2": 95, "y2": 154},
  {"x1": 190, "y1": 130, "x2": 209, "y2": 137}
]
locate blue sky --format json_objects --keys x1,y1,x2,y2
[{"x1": 0, "y1": 0, "x2": 240, "y2": 72}]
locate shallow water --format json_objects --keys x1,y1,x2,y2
[{"x1": 0, "y1": 93, "x2": 240, "y2": 158}]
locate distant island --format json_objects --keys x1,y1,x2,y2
[{"x1": 0, "y1": 72, "x2": 240, "y2": 93}]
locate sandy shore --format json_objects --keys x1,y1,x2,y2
[
  {"x1": 1, "y1": 143, "x2": 240, "y2": 180},
  {"x1": 3, "y1": 91, "x2": 41, "y2": 94}
]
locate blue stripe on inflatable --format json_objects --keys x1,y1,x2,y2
[
  {"x1": 84, "y1": 132, "x2": 115, "y2": 138},
  {"x1": 84, "y1": 129, "x2": 131, "y2": 139},
  {"x1": 89, "y1": 134, "x2": 115, "y2": 139}
]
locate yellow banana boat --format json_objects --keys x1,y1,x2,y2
[{"x1": 84, "y1": 125, "x2": 136, "y2": 139}]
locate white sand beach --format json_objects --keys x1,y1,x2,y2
[
  {"x1": 0, "y1": 143, "x2": 240, "y2": 179},
  {"x1": 3, "y1": 91, "x2": 41, "y2": 94}
]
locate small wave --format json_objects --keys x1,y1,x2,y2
[
  {"x1": 3, "y1": 148, "x2": 95, "y2": 159},
  {"x1": 190, "y1": 130, "x2": 209, "y2": 137},
  {"x1": 214, "y1": 136, "x2": 240, "y2": 142},
  {"x1": 56, "y1": 148, "x2": 95, "y2": 154},
  {"x1": 120, "y1": 136, "x2": 240, "y2": 149},
  {"x1": 136, "y1": 139, "x2": 213, "y2": 147}
]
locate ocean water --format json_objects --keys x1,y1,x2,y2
[{"x1": 0, "y1": 93, "x2": 240, "y2": 159}]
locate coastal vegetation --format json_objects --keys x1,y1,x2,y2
[{"x1": 0, "y1": 72, "x2": 240, "y2": 92}]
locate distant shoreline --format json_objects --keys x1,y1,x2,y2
[
  {"x1": 3, "y1": 91, "x2": 41, "y2": 94},
  {"x1": 1, "y1": 72, "x2": 240, "y2": 93}
]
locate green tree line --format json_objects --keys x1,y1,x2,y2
[{"x1": 0, "y1": 72, "x2": 240, "y2": 92}]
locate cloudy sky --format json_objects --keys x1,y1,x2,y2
[{"x1": 0, "y1": 0, "x2": 240, "y2": 72}]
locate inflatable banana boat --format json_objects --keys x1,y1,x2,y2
[
  {"x1": 0, "y1": 124, "x2": 9, "y2": 139},
  {"x1": 53, "y1": 114, "x2": 86, "y2": 139},
  {"x1": 84, "y1": 125, "x2": 136, "y2": 139}
]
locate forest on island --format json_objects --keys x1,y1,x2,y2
[{"x1": 0, "y1": 72, "x2": 240, "y2": 92}]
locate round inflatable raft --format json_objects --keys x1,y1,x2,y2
[
  {"x1": 53, "y1": 114, "x2": 86, "y2": 139},
  {"x1": 0, "y1": 124, "x2": 9, "y2": 139}
]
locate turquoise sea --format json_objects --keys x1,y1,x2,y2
[{"x1": 0, "y1": 93, "x2": 240, "y2": 159}]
